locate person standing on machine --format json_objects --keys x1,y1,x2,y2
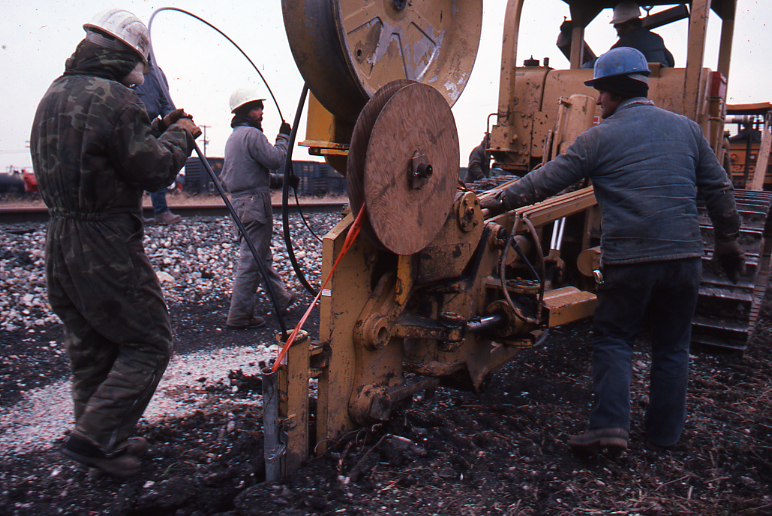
[
  {"x1": 30, "y1": 9, "x2": 201, "y2": 477},
  {"x1": 609, "y1": 0, "x2": 674, "y2": 67},
  {"x1": 136, "y1": 61, "x2": 184, "y2": 225},
  {"x1": 221, "y1": 87, "x2": 297, "y2": 329},
  {"x1": 483, "y1": 48, "x2": 744, "y2": 455},
  {"x1": 464, "y1": 133, "x2": 491, "y2": 184}
]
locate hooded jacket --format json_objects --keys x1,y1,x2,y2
[{"x1": 30, "y1": 40, "x2": 192, "y2": 218}]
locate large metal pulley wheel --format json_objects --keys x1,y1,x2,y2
[
  {"x1": 347, "y1": 81, "x2": 460, "y2": 255},
  {"x1": 281, "y1": 0, "x2": 482, "y2": 123}
]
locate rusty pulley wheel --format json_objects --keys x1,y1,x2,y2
[
  {"x1": 347, "y1": 81, "x2": 459, "y2": 255},
  {"x1": 281, "y1": 0, "x2": 482, "y2": 123}
]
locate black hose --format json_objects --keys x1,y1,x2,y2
[
  {"x1": 147, "y1": 7, "x2": 284, "y2": 121},
  {"x1": 146, "y1": 9, "x2": 289, "y2": 337},
  {"x1": 281, "y1": 84, "x2": 320, "y2": 297}
]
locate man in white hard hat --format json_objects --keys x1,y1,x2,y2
[
  {"x1": 30, "y1": 8, "x2": 202, "y2": 478},
  {"x1": 220, "y1": 88, "x2": 297, "y2": 329},
  {"x1": 464, "y1": 133, "x2": 491, "y2": 184},
  {"x1": 609, "y1": 0, "x2": 674, "y2": 67},
  {"x1": 483, "y1": 48, "x2": 743, "y2": 456}
]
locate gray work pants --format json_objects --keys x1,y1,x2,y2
[{"x1": 227, "y1": 195, "x2": 291, "y2": 325}]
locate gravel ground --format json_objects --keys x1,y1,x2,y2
[
  {"x1": 1, "y1": 207, "x2": 772, "y2": 515},
  {"x1": 0, "y1": 211, "x2": 335, "y2": 332},
  {"x1": 0, "y1": 209, "x2": 341, "y2": 458}
]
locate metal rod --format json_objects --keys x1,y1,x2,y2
[
  {"x1": 262, "y1": 368, "x2": 283, "y2": 482},
  {"x1": 556, "y1": 217, "x2": 566, "y2": 251},
  {"x1": 467, "y1": 314, "x2": 506, "y2": 333}
]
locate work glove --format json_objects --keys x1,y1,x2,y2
[
  {"x1": 175, "y1": 117, "x2": 203, "y2": 139},
  {"x1": 279, "y1": 122, "x2": 292, "y2": 136},
  {"x1": 480, "y1": 194, "x2": 508, "y2": 216},
  {"x1": 713, "y1": 233, "x2": 746, "y2": 283},
  {"x1": 160, "y1": 108, "x2": 187, "y2": 132},
  {"x1": 289, "y1": 174, "x2": 300, "y2": 190}
]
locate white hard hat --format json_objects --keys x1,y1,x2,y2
[
  {"x1": 610, "y1": 0, "x2": 641, "y2": 25},
  {"x1": 229, "y1": 87, "x2": 266, "y2": 113},
  {"x1": 84, "y1": 9, "x2": 150, "y2": 73}
]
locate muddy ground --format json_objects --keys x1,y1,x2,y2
[{"x1": 1, "y1": 280, "x2": 772, "y2": 515}]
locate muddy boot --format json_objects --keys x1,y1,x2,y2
[
  {"x1": 155, "y1": 210, "x2": 182, "y2": 225},
  {"x1": 61, "y1": 435, "x2": 141, "y2": 479},
  {"x1": 127, "y1": 437, "x2": 149, "y2": 457},
  {"x1": 226, "y1": 316, "x2": 266, "y2": 330},
  {"x1": 568, "y1": 427, "x2": 628, "y2": 456},
  {"x1": 279, "y1": 292, "x2": 296, "y2": 312}
]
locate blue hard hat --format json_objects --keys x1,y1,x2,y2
[{"x1": 584, "y1": 47, "x2": 651, "y2": 87}]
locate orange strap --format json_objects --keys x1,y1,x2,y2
[{"x1": 272, "y1": 204, "x2": 368, "y2": 372}]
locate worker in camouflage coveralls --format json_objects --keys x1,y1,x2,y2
[{"x1": 29, "y1": 9, "x2": 201, "y2": 478}]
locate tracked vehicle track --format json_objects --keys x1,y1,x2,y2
[{"x1": 694, "y1": 189, "x2": 772, "y2": 351}]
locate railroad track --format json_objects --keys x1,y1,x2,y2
[{"x1": 0, "y1": 201, "x2": 347, "y2": 225}]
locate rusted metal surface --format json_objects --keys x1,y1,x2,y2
[
  {"x1": 542, "y1": 286, "x2": 597, "y2": 327},
  {"x1": 282, "y1": 0, "x2": 482, "y2": 125},
  {"x1": 347, "y1": 81, "x2": 459, "y2": 255}
]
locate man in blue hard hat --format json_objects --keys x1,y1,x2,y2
[{"x1": 483, "y1": 47, "x2": 744, "y2": 455}]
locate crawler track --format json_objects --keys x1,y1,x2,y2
[{"x1": 694, "y1": 189, "x2": 772, "y2": 351}]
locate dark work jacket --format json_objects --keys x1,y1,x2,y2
[
  {"x1": 613, "y1": 27, "x2": 675, "y2": 68},
  {"x1": 465, "y1": 138, "x2": 490, "y2": 184},
  {"x1": 501, "y1": 98, "x2": 740, "y2": 265}
]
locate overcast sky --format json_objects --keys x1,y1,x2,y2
[{"x1": 1, "y1": 1, "x2": 770, "y2": 174}]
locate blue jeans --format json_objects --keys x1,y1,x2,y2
[
  {"x1": 150, "y1": 189, "x2": 169, "y2": 215},
  {"x1": 590, "y1": 257, "x2": 701, "y2": 447}
]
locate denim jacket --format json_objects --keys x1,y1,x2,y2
[{"x1": 501, "y1": 98, "x2": 740, "y2": 265}]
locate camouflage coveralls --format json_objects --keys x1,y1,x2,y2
[{"x1": 29, "y1": 40, "x2": 193, "y2": 456}]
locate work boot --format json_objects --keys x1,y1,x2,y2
[
  {"x1": 226, "y1": 316, "x2": 266, "y2": 330},
  {"x1": 142, "y1": 216, "x2": 156, "y2": 225},
  {"x1": 126, "y1": 437, "x2": 149, "y2": 457},
  {"x1": 155, "y1": 211, "x2": 182, "y2": 225},
  {"x1": 279, "y1": 292, "x2": 296, "y2": 312},
  {"x1": 644, "y1": 438, "x2": 672, "y2": 453},
  {"x1": 61, "y1": 435, "x2": 141, "y2": 478},
  {"x1": 568, "y1": 427, "x2": 628, "y2": 456}
]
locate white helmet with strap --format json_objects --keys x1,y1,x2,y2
[
  {"x1": 610, "y1": 0, "x2": 641, "y2": 25},
  {"x1": 83, "y1": 9, "x2": 150, "y2": 73},
  {"x1": 229, "y1": 87, "x2": 267, "y2": 113}
]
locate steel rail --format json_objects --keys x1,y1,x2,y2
[{"x1": 0, "y1": 202, "x2": 346, "y2": 225}]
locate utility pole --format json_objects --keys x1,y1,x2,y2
[{"x1": 200, "y1": 126, "x2": 210, "y2": 157}]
